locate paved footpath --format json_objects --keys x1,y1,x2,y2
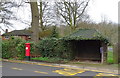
[{"x1": 1, "y1": 60, "x2": 119, "y2": 77}]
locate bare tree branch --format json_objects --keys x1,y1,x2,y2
[{"x1": 55, "y1": 0, "x2": 90, "y2": 30}]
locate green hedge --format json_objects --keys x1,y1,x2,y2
[
  {"x1": 16, "y1": 40, "x2": 35, "y2": 60},
  {"x1": 2, "y1": 38, "x2": 35, "y2": 60},
  {"x1": 0, "y1": 38, "x2": 2, "y2": 58},
  {"x1": 2, "y1": 38, "x2": 23, "y2": 59},
  {"x1": 37, "y1": 38, "x2": 73, "y2": 60},
  {"x1": 37, "y1": 38, "x2": 58, "y2": 57}
]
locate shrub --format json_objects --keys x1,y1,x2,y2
[
  {"x1": 2, "y1": 38, "x2": 23, "y2": 59},
  {"x1": 37, "y1": 38, "x2": 73, "y2": 60},
  {"x1": 2, "y1": 38, "x2": 35, "y2": 60},
  {"x1": 37, "y1": 38, "x2": 58, "y2": 57},
  {"x1": 54, "y1": 39, "x2": 73, "y2": 60},
  {"x1": 0, "y1": 38, "x2": 2, "y2": 58},
  {"x1": 2, "y1": 40, "x2": 11, "y2": 59},
  {"x1": 16, "y1": 41, "x2": 35, "y2": 60},
  {"x1": 50, "y1": 26, "x2": 59, "y2": 38}
]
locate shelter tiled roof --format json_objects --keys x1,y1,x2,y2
[{"x1": 63, "y1": 29, "x2": 109, "y2": 43}]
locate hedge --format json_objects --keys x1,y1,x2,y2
[
  {"x1": 37, "y1": 38, "x2": 73, "y2": 60},
  {"x1": 2, "y1": 38, "x2": 23, "y2": 59},
  {"x1": 2, "y1": 38, "x2": 35, "y2": 60},
  {"x1": 16, "y1": 40, "x2": 35, "y2": 60}
]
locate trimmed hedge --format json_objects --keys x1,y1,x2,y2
[
  {"x1": 2, "y1": 38, "x2": 23, "y2": 59},
  {"x1": 37, "y1": 38, "x2": 58, "y2": 57},
  {"x1": 16, "y1": 40, "x2": 35, "y2": 60},
  {"x1": 37, "y1": 38, "x2": 73, "y2": 60},
  {"x1": 2, "y1": 38, "x2": 35, "y2": 60}
]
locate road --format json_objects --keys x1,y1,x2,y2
[{"x1": 1, "y1": 61, "x2": 118, "y2": 77}]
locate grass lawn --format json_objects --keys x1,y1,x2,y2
[
  {"x1": 107, "y1": 51, "x2": 113, "y2": 64},
  {"x1": 0, "y1": 58, "x2": 2, "y2": 61}
]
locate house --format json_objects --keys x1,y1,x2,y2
[
  {"x1": 2, "y1": 29, "x2": 32, "y2": 40},
  {"x1": 63, "y1": 29, "x2": 109, "y2": 64}
]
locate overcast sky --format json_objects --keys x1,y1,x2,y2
[
  {"x1": 0, "y1": 0, "x2": 119, "y2": 34},
  {"x1": 89, "y1": 0, "x2": 119, "y2": 23}
]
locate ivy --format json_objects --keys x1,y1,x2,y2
[{"x1": 62, "y1": 28, "x2": 109, "y2": 44}]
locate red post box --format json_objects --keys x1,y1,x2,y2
[{"x1": 25, "y1": 43, "x2": 31, "y2": 61}]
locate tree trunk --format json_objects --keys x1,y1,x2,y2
[
  {"x1": 30, "y1": 2, "x2": 39, "y2": 43},
  {"x1": 39, "y1": 2, "x2": 44, "y2": 31}
]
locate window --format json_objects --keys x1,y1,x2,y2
[
  {"x1": 28, "y1": 36, "x2": 31, "y2": 39},
  {"x1": 5, "y1": 36, "x2": 9, "y2": 39}
]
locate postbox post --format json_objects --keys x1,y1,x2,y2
[{"x1": 25, "y1": 43, "x2": 31, "y2": 61}]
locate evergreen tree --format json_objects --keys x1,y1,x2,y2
[{"x1": 50, "y1": 26, "x2": 58, "y2": 38}]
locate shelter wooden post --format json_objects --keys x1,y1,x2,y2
[
  {"x1": 101, "y1": 42, "x2": 108, "y2": 64},
  {"x1": 113, "y1": 43, "x2": 119, "y2": 64}
]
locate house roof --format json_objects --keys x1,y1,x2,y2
[
  {"x1": 2, "y1": 30, "x2": 32, "y2": 36},
  {"x1": 63, "y1": 29, "x2": 109, "y2": 43}
]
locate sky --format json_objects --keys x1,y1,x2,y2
[
  {"x1": 88, "y1": 0, "x2": 119, "y2": 23},
  {"x1": 0, "y1": 0, "x2": 119, "y2": 34}
]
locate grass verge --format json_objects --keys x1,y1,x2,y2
[
  {"x1": 31, "y1": 57, "x2": 69, "y2": 63},
  {"x1": 31, "y1": 51, "x2": 114, "y2": 64}
]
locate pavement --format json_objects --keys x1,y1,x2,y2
[{"x1": 1, "y1": 59, "x2": 119, "y2": 77}]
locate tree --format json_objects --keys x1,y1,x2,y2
[
  {"x1": 50, "y1": 26, "x2": 59, "y2": 38},
  {"x1": 30, "y1": 0, "x2": 57, "y2": 42},
  {"x1": 0, "y1": 2, "x2": 19, "y2": 31},
  {"x1": 55, "y1": 0, "x2": 90, "y2": 30},
  {"x1": 38, "y1": 1, "x2": 54, "y2": 31},
  {"x1": 30, "y1": 1, "x2": 39, "y2": 43}
]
